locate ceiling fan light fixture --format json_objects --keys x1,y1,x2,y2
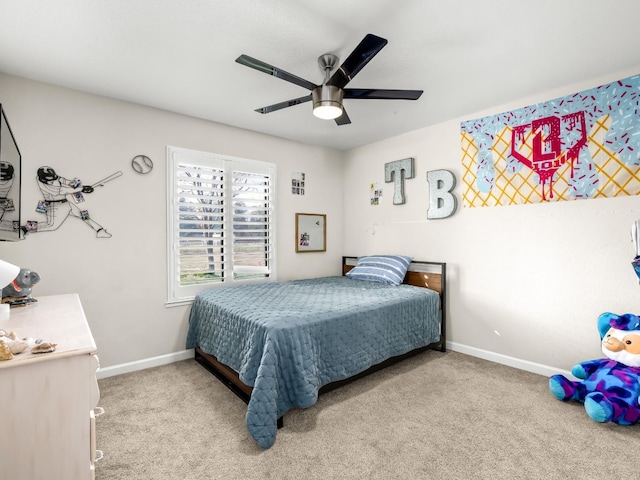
[
  {"x1": 238, "y1": 35, "x2": 421, "y2": 126},
  {"x1": 312, "y1": 85, "x2": 343, "y2": 120},
  {"x1": 313, "y1": 104, "x2": 342, "y2": 120}
]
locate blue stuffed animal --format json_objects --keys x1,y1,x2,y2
[{"x1": 549, "y1": 312, "x2": 640, "y2": 425}]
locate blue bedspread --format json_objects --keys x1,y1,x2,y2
[{"x1": 186, "y1": 276, "x2": 441, "y2": 449}]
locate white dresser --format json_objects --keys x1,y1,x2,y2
[{"x1": 0, "y1": 294, "x2": 101, "y2": 480}]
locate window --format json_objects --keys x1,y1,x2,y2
[{"x1": 166, "y1": 146, "x2": 276, "y2": 304}]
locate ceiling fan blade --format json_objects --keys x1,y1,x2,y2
[
  {"x1": 254, "y1": 94, "x2": 312, "y2": 114},
  {"x1": 328, "y1": 34, "x2": 388, "y2": 89},
  {"x1": 344, "y1": 89, "x2": 423, "y2": 100},
  {"x1": 236, "y1": 54, "x2": 317, "y2": 91},
  {"x1": 335, "y1": 109, "x2": 351, "y2": 126}
]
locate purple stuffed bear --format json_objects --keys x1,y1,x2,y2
[{"x1": 549, "y1": 312, "x2": 640, "y2": 425}]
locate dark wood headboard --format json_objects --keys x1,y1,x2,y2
[{"x1": 341, "y1": 256, "x2": 446, "y2": 295}]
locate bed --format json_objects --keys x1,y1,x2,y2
[{"x1": 186, "y1": 255, "x2": 446, "y2": 449}]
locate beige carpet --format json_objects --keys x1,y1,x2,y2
[{"x1": 96, "y1": 350, "x2": 639, "y2": 480}]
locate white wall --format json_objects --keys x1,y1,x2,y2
[
  {"x1": 343, "y1": 67, "x2": 640, "y2": 374},
  {"x1": 0, "y1": 73, "x2": 344, "y2": 369}
]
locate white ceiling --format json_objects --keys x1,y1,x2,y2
[{"x1": 1, "y1": 0, "x2": 640, "y2": 151}]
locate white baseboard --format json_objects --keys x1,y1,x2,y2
[
  {"x1": 96, "y1": 349, "x2": 194, "y2": 379},
  {"x1": 447, "y1": 341, "x2": 572, "y2": 378},
  {"x1": 96, "y1": 343, "x2": 572, "y2": 381}
]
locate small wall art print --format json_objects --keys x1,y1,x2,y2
[
  {"x1": 460, "y1": 73, "x2": 640, "y2": 207},
  {"x1": 291, "y1": 172, "x2": 305, "y2": 195},
  {"x1": 370, "y1": 182, "x2": 382, "y2": 205}
]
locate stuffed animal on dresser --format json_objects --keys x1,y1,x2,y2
[
  {"x1": 549, "y1": 312, "x2": 640, "y2": 425},
  {"x1": 1, "y1": 267, "x2": 40, "y2": 299}
]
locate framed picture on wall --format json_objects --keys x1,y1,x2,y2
[{"x1": 295, "y1": 213, "x2": 326, "y2": 253}]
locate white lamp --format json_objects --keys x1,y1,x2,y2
[
  {"x1": 0, "y1": 259, "x2": 18, "y2": 290},
  {"x1": 0, "y1": 259, "x2": 19, "y2": 321}
]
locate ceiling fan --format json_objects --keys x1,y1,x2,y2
[{"x1": 235, "y1": 33, "x2": 423, "y2": 125}]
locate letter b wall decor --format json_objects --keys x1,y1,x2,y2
[{"x1": 427, "y1": 170, "x2": 457, "y2": 219}]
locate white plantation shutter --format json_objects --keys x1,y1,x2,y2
[
  {"x1": 167, "y1": 147, "x2": 276, "y2": 303},
  {"x1": 232, "y1": 168, "x2": 274, "y2": 280}
]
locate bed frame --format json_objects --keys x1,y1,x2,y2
[{"x1": 194, "y1": 256, "x2": 447, "y2": 428}]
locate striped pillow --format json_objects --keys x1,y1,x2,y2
[{"x1": 346, "y1": 255, "x2": 412, "y2": 286}]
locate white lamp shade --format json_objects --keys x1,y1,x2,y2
[{"x1": 0, "y1": 259, "x2": 19, "y2": 289}]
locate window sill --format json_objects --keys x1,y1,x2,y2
[{"x1": 165, "y1": 299, "x2": 194, "y2": 308}]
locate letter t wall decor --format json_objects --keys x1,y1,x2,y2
[{"x1": 385, "y1": 158, "x2": 415, "y2": 205}]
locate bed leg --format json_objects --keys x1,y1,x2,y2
[{"x1": 277, "y1": 416, "x2": 284, "y2": 429}]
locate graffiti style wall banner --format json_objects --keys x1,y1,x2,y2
[{"x1": 460, "y1": 74, "x2": 640, "y2": 207}]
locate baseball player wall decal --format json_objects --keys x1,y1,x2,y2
[{"x1": 24, "y1": 166, "x2": 123, "y2": 238}]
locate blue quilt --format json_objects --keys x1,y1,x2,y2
[{"x1": 186, "y1": 276, "x2": 441, "y2": 449}]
